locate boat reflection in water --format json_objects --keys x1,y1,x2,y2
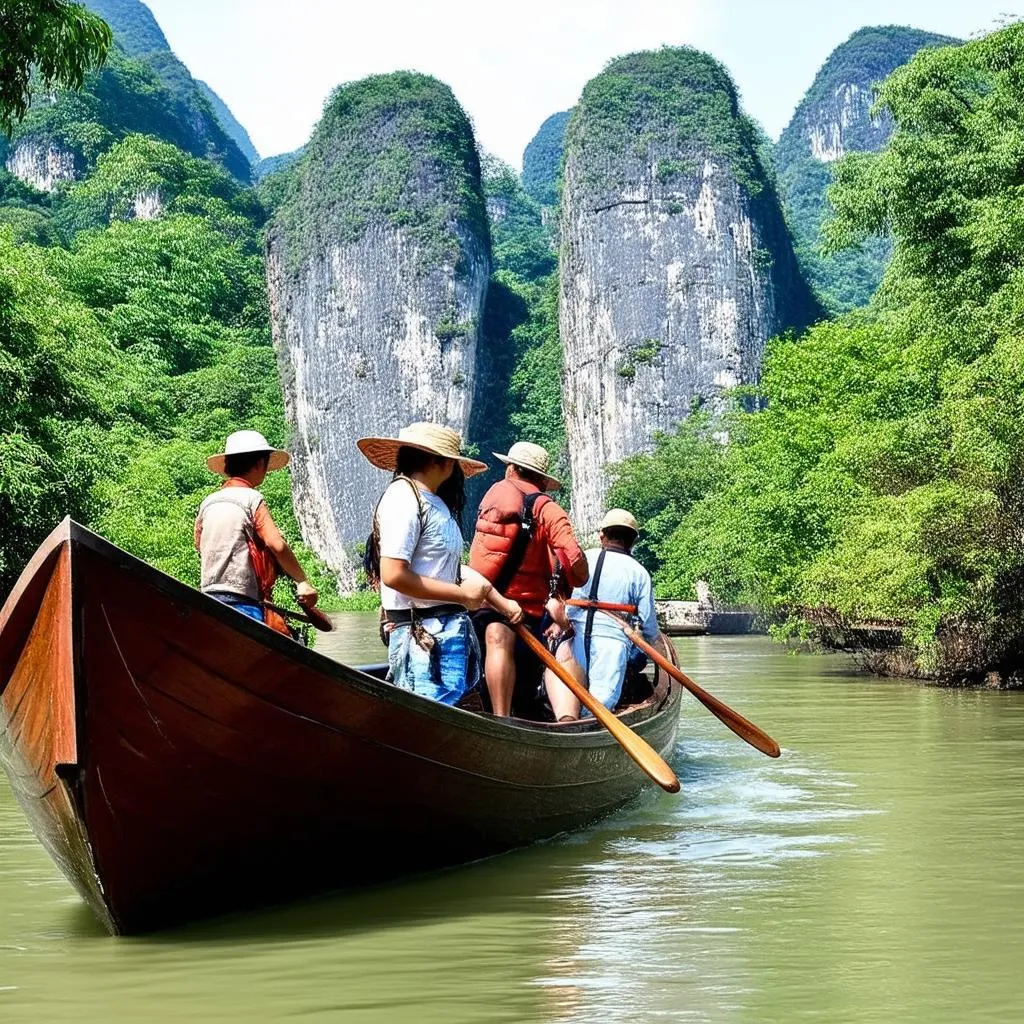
[{"x1": 0, "y1": 519, "x2": 682, "y2": 934}]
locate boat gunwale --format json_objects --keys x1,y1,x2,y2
[{"x1": 7, "y1": 520, "x2": 680, "y2": 752}]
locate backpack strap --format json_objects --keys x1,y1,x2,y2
[
  {"x1": 366, "y1": 476, "x2": 428, "y2": 590},
  {"x1": 582, "y1": 549, "x2": 608, "y2": 671},
  {"x1": 492, "y1": 490, "x2": 551, "y2": 596}
]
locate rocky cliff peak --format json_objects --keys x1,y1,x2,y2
[
  {"x1": 266, "y1": 72, "x2": 491, "y2": 588},
  {"x1": 775, "y1": 26, "x2": 958, "y2": 311},
  {"x1": 560, "y1": 47, "x2": 818, "y2": 534}
]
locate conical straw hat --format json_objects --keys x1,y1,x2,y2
[
  {"x1": 207, "y1": 430, "x2": 290, "y2": 476},
  {"x1": 357, "y1": 422, "x2": 488, "y2": 476},
  {"x1": 493, "y1": 441, "x2": 561, "y2": 491}
]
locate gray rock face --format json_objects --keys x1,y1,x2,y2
[
  {"x1": 559, "y1": 49, "x2": 817, "y2": 534},
  {"x1": 804, "y1": 82, "x2": 886, "y2": 162},
  {"x1": 266, "y1": 73, "x2": 490, "y2": 589},
  {"x1": 5, "y1": 137, "x2": 77, "y2": 192},
  {"x1": 561, "y1": 155, "x2": 805, "y2": 532},
  {"x1": 266, "y1": 227, "x2": 488, "y2": 587}
]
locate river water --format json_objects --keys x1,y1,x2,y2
[{"x1": 2, "y1": 614, "x2": 1023, "y2": 1022}]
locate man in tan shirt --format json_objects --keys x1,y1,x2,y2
[{"x1": 195, "y1": 430, "x2": 317, "y2": 625}]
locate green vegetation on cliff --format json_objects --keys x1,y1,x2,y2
[
  {"x1": 521, "y1": 110, "x2": 569, "y2": 206},
  {"x1": 273, "y1": 72, "x2": 487, "y2": 274},
  {"x1": 775, "y1": 26, "x2": 957, "y2": 312},
  {"x1": 609, "y1": 22, "x2": 1024, "y2": 682},
  {"x1": 566, "y1": 47, "x2": 767, "y2": 194}
]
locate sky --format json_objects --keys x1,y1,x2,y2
[{"x1": 146, "y1": 0, "x2": 1020, "y2": 168}]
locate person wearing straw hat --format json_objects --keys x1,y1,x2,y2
[
  {"x1": 551, "y1": 508, "x2": 659, "y2": 717},
  {"x1": 195, "y1": 430, "x2": 318, "y2": 626},
  {"x1": 358, "y1": 423, "x2": 524, "y2": 707},
  {"x1": 468, "y1": 441, "x2": 589, "y2": 718}
]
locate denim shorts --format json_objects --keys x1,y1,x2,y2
[
  {"x1": 387, "y1": 611, "x2": 481, "y2": 706},
  {"x1": 209, "y1": 591, "x2": 265, "y2": 623}
]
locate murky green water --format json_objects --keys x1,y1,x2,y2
[{"x1": 3, "y1": 615, "x2": 1023, "y2": 1022}]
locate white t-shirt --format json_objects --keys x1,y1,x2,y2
[{"x1": 376, "y1": 479, "x2": 464, "y2": 610}]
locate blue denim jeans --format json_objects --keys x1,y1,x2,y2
[
  {"x1": 387, "y1": 611, "x2": 481, "y2": 706},
  {"x1": 210, "y1": 592, "x2": 265, "y2": 623}
]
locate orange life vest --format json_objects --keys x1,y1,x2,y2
[{"x1": 469, "y1": 479, "x2": 554, "y2": 616}]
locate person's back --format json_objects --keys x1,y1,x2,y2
[
  {"x1": 195, "y1": 429, "x2": 318, "y2": 629},
  {"x1": 563, "y1": 510, "x2": 658, "y2": 713},
  {"x1": 468, "y1": 442, "x2": 588, "y2": 717},
  {"x1": 197, "y1": 485, "x2": 264, "y2": 603}
]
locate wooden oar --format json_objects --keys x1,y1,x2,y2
[
  {"x1": 495, "y1": 607, "x2": 680, "y2": 793},
  {"x1": 265, "y1": 601, "x2": 335, "y2": 633},
  {"x1": 566, "y1": 598, "x2": 638, "y2": 613},
  {"x1": 595, "y1": 609, "x2": 780, "y2": 758}
]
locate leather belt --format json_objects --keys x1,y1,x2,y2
[{"x1": 384, "y1": 603, "x2": 465, "y2": 624}]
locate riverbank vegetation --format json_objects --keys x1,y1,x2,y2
[{"x1": 609, "y1": 23, "x2": 1024, "y2": 682}]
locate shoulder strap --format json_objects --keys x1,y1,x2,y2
[
  {"x1": 492, "y1": 490, "x2": 548, "y2": 595},
  {"x1": 583, "y1": 549, "x2": 608, "y2": 670}
]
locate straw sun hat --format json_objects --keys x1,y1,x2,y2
[
  {"x1": 357, "y1": 422, "x2": 488, "y2": 477},
  {"x1": 599, "y1": 508, "x2": 640, "y2": 534},
  {"x1": 493, "y1": 441, "x2": 561, "y2": 491},
  {"x1": 207, "y1": 430, "x2": 289, "y2": 476}
]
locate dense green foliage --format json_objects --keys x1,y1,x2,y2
[
  {"x1": 0, "y1": 132, "x2": 337, "y2": 603},
  {"x1": 521, "y1": 110, "x2": 569, "y2": 206},
  {"x1": 0, "y1": 0, "x2": 112, "y2": 134},
  {"x1": 610, "y1": 23, "x2": 1024, "y2": 680},
  {"x1": 274, "y1": 73, "x2": 487, "y2": 274},
  {"x1": 9, "y1": 44, "x2": 250, "y2": 180},
  {"x1": 566, "y1": 47, "x2": 767, "y2": 194},
  {"x1": 774, "y1": 26, "x2": 957, "y2": 312},
  {"x1": 84, "y1": 0, "x2": 255, "y2": 176}
]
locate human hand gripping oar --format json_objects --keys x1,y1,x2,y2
[
  {"x1": 475, "y1": 585, "x2": 680, "y2": 794},
  {"x1": 567, "y1": 602, "x2": 780, "y2": 758}
]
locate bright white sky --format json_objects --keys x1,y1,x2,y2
[{"x1": 146, "y1": 0, "x2": 1019, "y2": 168}]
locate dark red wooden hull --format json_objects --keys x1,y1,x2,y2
[{"x1": 0, "y1": 520, "x2": 682, "y2": 934}]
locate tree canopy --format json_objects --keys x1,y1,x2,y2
[{"x1": 0, "y1": 0, "x2": 112, "y2": 134}]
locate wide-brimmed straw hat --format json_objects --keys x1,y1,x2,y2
[
  {"x1": 357, "y1": 422, "x2": 488, "y2": 477},
  {"x1": 493, "y1": 441, "x2": 561, "y2": 491},
  {"x1": 599, "y1": 508, "x2": 640, "y2": 535},
  {"x1": 207, "y1": 430, "x2": 289, "y2": 476}
]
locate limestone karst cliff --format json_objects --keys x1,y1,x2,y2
[
  {"x1": 775, "y1": 26, "x2": 957, "y2": 311},
  {"x1": 560, "y1": 48, "x2": 819, "y2": 535},
  {"x1": 266, "y1": 73, "x2": 490, "y2": 587}
]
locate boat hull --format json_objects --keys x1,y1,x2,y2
[{"x1": 0, "y1": 521, "x2": 682, "y2": 934}]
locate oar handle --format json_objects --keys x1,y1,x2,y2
[
  {"x1": 489, "y1": 601, "x2": 679, "y2": 793},
  {"x1": 600, "y1": 610, "x2": 780, "y2": 758},
  {"x1": 565, "y1": 599, "x2": 638, "y2": 613},
  {"x1": 265, "y1": 601, "x2": 335, "y2": 633}
]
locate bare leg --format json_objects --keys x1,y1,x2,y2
[
  {"x1": 545, "y1": 640, "x2": 584, "y2": 721},
  {"x1": 484, "y1": 621, "x2": 517, "y2": 717}
]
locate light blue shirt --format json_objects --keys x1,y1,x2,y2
[{"x1": 565, "y1": 548, "x2": 659, "y2": 643}]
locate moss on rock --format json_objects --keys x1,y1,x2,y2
[{"x1": 272, "y1": 71, "x2": 488, "y2": 276}]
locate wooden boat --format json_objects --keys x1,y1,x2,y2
[{"x1": 0, "y1": 520, "x2": 682, "y2": 935}]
